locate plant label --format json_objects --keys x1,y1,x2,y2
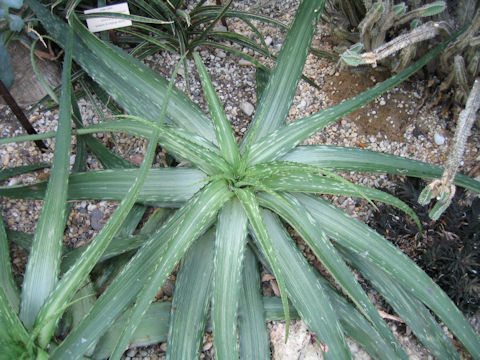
[{"x1": 84, "y1": 2, "x2": 132, "y2": 32}]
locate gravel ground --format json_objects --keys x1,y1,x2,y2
[{"x1": 1, "y1": 0, "x2": 479, "y2": 359}]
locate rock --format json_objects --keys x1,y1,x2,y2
[
  {"x1": 126, "y1": 348, "x2": 137, "y2": 357},
  {"x1": 213, "y1": 25, "x2": 227, "y2": 32},
  {"x1": 265, "y1": 36, "x2": 273, "y2": 46},
  {"x1": 240, "y1": 101, "x2": 255, "y2": 116},
  {"x1": 239, "y1": 59, "x2": 254, "y2": 66},
  {"x1": 161, "y1": 278, "x2": 175, "y2": 297},
  {"x1": 434, "y1": 133, "x2": 445, "y2": 145},
  {"x1": 90, "y1": 208, "x2": 105, "y2": 230}
]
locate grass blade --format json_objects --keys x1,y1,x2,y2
[
  {"x1": 238, "y1": 246, "x2": 270, "y2": 360},
  {"x1": 166, "y1": 230, "x2": 215, "y2": 360},
  {"x1": 213, "y1": 198, "x2": 248, "y2": 359},
  {"x1": 19, "y1": 28, "x2": 74, "y2": 330}
]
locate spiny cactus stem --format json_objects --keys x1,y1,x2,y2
[
  {"x1": 359, "y1": 21, "x2": 441, "y2": 67},
  {"x1": 441, "y1": 77, "x2": 480, "y2": 192}
]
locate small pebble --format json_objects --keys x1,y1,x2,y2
[
  {"x1": 434, "y1": 133, "x2": 445, "y2": 145},
  {"x1": 238, "y1": 59, "x2": 253, "y2": 66},
  {"x1": 126, "y1": 348, "x2": 137, "y2": 357},
  {"x1": 240, "y1": 101, "x2": 255, "y2": 116},
  {"x1": 265, "y1": 35, "x2": 273, "y2": 46}
]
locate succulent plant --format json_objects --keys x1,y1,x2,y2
[{"x1": 1, "y1": 0, "x2": 480, "y2": 359}]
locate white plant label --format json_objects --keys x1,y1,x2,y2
[{"x1": 84, "y1": 2, "x2": 132, "y2": 32}]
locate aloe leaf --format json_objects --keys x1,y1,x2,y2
[
  {"x1": 262, "y1": 172, "x2": 420, "y2": 228},
  {"x1": 0, "y1": 167, "x2": 206, "y2": 205},
  {"x1": 33, "y1": 56, "x2": 184, "y2": 348},
  {"x1": 261, "y1": 210, "x2": 406, "y2": 359},
  {"x1": 50, "y1": 181, "x2": 231, "y2": 360},
  {"x1": 339, "y1": 246, "x2": 460, "y2": 360},
  {"x1": 0, "y1": 164, "x2": 50, "y2": 182},
  {"x1": 0, "y1": 214, "x2": 19, "y2": 312},
  {"x1": 26, "y1": 0, "x2": 215, "y2": 141},
  {"x1": 212, "y1": 198, "x2": 248, "y2": 359},
  {"x1": 166, "y1": 230, "x2": 215, "y2": 360},
  {"x1": 255, "y1": 67, "x2": 270, "y2": 106},
  {"x1": 194, "y1": 52, "x2": 241, "y2": 169},
  {"x1": 109, "y1": 182, "x2": 231, "y2": 359},
  {"x1": 248, "y1": 28, "x2": 467, "y2": 165},
  {"x1": 241, "y1": 0, "x2": 325, "y2": 151},
  {"x1": 83, "y1": 116, "x2": 229, "y2": 175},
  {"x1": 93, "y1": 301, "x2": 171, "y2": 359},
  {"x1": 0, "y1": 287, "x2": 30, "y2": 352},
  {"x1": 281, "y1": 145, "x2": 480, "y2": 193},
  {"x1": 238, "y1": 246, "x2": 270, "y2": 360},
  {"x1": 259, "y1": 210, "x2": 351, "y2": 359},
  {"x1": 296, "y1": 194, "x2": 480, "y2": 358},
  {"x1": 234, "y1": 188, "x2": 291, "y2": 339},
  {"x1": 19, "y1": 28, "x2": 74, "y2": 330},
  {"x1": 258, "y1": 193, "x2": 406, "y2": 359}
]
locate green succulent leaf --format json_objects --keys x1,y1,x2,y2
[
  {"x1": 50, "y1": 180, "x2": 232, "y2": 360},
  {"x1": 213, "y1": 198, "x2": 248, "y2": 359},
  {"x1": 193, "y1": 52, "x2": 241, "y2": 169},
  {"x1": 339, "y1": 246, "x2": 460, "y2": 360},
  {"x1": 241, "y1": 0, "x2": 325, "y2": 151},
  {"x1": 296, "y1": 194, "x2": 480, "y2": 358},
  {"x1": 249, "y1": 27, "x2": 468, "y2": 165},
  {"x1": 19, "y1": 28, "x2": 74, "y2": 330},
  {"x1": 0, "y1": 213, "x2": 19, "y2": 312},
  {"x1": 238, "y1": 246, "x2": 270, "y2": 360},
  {"x1": 166, "y1": 230, "x2": 215, "y2": 360},
  {"x1": 234, "y1": 188, "x2": 291, "y2": 340},
  {"x1": 258, "y1": 193, "x2": 406, "y2": 359},
  {"x1": 259, "y1": 210, "x2": 352, "y2": 359},
  {"x1": 282, "y1": 145, "x2": 480, "y2": 193}
]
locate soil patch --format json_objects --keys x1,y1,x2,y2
[{"x1": 323, "y1": 68, "x2": 420, "y2": 142}]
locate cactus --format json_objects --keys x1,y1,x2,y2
[
  {"x1": 418, "y1": 78, "x2": 480, "y2": 220},
  {"x1": 331, "y1": 0, "x2": 448, "y2": 71}
]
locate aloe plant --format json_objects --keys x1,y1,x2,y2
[{"x1": 1, "y1": 0, "x2": 480, "y2": 359}]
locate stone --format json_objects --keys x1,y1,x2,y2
[
  {"x1": 434, "y1": 133, "x2": 445, "y2": 145},
  {"x1": 240, "y1": 101, "x2": 255, "y2": 116}
]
